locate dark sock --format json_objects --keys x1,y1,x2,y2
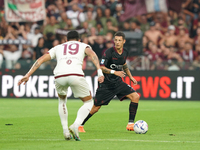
[
  {"x1": 129, "y1": 102, "x2": 138, "y2": 123},
  {"x1": 81, "y1": 113, "x2": 93, "y2": 126}
]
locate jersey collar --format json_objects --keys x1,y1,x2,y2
[{"x1": 114, "y1": 46, "x2": 123, "y2": 54}]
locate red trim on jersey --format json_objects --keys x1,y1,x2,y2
[
  {"x1": 120, "y1": 95, "x2": 127, "y2": 101},
  {"x1": 55, "y1": 74, "x2": 84, "y2": 79},
  {"x1": 113, "y1": 46, "x2": 123, "y2": 54},
  {"x1": 100, "y1": 64, "x2": 105, "y2": 66}
]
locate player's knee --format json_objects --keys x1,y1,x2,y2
[
  {"x1": 58, "y1": 94, "x2": 66, "y2": 99},
  {"x1": 136, "y1": 92, "x2": 140, "y2": 99},
  {"x1": 130, "y1": 92, "x2": 140, "y2": 103},
  {"x1": 135, "y1": 93, "x2": 140, "y2": 102},
  {"x1": 80, "y1": 95, "x2": 92, "y2": 102}
]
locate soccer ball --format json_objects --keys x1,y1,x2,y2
[{"x1": 134, "y1": 120, "x2": 148, "y2": 134}]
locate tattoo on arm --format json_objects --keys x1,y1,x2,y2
[
  {"x1": 26, "y1": 60, "x2": 40, "y2": 76},
  {"x1": 123, "y1": 64, "x2": 133, "y2": 78},
  {"x1": 92, "y1": 55, "x2": 97, "y2": 62},
  {"x1": 31, "y1": 60, "x2": 41, "y2": 71},
  {"x1": 34, "y1": 61, "x2": 40, "y2": 68},
  {"x1": 123, "y1": 64, "x2": 129, "y2": 72},
  {"x1": 102, "y1": 68, "x2": 110, "y2": 74},
  {"x1": 92, "y1": 55, "x2": 99, "y2": 67}
]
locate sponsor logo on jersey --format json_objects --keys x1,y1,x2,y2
[
  {"x1": 110, "y1": 64, "x2": 123, "y2": 70},
  {"x1": 67, "y1": 59, "x2": 72, "y2": 64}
]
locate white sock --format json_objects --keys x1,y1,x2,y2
[
  {"x1": 73, "y1": 99, "x2": 94, "y2": 127},
  {"x1": 58, "y1": 96, "x2": 69, "y2": 133}
]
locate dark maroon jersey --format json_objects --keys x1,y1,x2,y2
[{"x1": 100, "y1": 46, "x2": 129, "y2": 84}]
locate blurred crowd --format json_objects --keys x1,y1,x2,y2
[{"x1": 0, "y1": 0, "x2": 200, "y2": 71}]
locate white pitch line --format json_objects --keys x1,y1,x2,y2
[
  {"x1": 1, "y1": 139, "x2": 200, "y2": 144},
  {"x1": 87, "y1": 139, "x2": 200, "y2": 144},
  {"x1": 0, "y1": 139, "x2": 63, "y2": 141}
]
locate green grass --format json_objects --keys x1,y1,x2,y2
[{"x1": 0, "y1": 99, "x2": 200, "y2": 150}]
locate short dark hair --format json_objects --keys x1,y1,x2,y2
[
  {"x1": 106, "y1": 19, "x2": 112, "y2": 23},
  {"x1": 178, "y1": 17, "x2": 183, "y2": 21},
  {"x1": 114, "y1": 31, "x2": 125, "y2": 40},
  {"x1": 11, "y1": 25, "x2": 18, "y2": 30},
  {"x1": 132, "y1": 20, "x2": 141, "y2": 26},
  {"x1": 67, "y1": 30, "x2": 80, "y2": 41}
]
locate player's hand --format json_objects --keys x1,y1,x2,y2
[
  {"x1": 18, "y1": 75, "x2": 30, "y2": 86},
  {"x1": 114, "y1": 71, "x2": 126, "y2": 78},
  {"x1": 130, "y1": 77, "x2": 137, "y2": 85},
  {"x1": 98, "y1": 76, "x2": 104, "y2": 83}
]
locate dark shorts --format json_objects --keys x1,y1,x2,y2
[{"x1": 94, "y1": 81, "x2": 136, "y2": 106}]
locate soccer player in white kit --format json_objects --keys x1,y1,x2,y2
[{"x1": 18, "y1": 30, "x2": 104, "y2": 141}]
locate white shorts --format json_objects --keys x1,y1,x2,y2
[{"x1": 54, "y1": 76, "x2": 91, "y2": 98}]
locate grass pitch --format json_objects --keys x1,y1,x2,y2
[{"x1": 0, "y1": 99, "x2": 200, "y2": 150}]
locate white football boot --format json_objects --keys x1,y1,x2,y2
[{"x1": 69, "y1": 124, "x2": 81, "y2": 141}]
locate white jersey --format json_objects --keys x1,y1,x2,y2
[{"x1": 48, "y1": 41, "x2": 91, "y2": 77}]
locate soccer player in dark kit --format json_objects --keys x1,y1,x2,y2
[{"x1": 79, "y1": 31, "x2": 140, "y2": 132}]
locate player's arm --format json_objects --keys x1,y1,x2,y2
[
  {"x1": 101, "y1": 66, "x2": 126, "y2": 78},
  {"x1": 85, "y1": 47, "x2": 104, "y2": 83},
  {"x1": 123, "y1": 63, "x2": 137, "y2": 85},
  {"x1": 18, "y1": 53, "x2": 51, "y2": 85}
]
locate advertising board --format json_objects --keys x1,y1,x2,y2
[{"x1": 0, "y1": 70, "x2": 199, "y2": 100}]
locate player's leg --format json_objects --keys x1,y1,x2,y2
[
  {"x1": 58, "y1": 94, "x2": 72, "y2": 140},
  {"x1": 116, "y1": 82, "x2": 140, "y2": 131},
  {"x1": 68, "y1": 76, "x2": 94, "y2": 140},
  {"x1": 69, "y1": 95, "x2": 94, "y2": 141},
  {"x1": 79, "y1": 84, "x2": 115, "y2": 132},
  {"x1": 126, "y1": 92, "x2": 140, "y2": 131},
  {"x1": 55, "y1": 78, "x2": 72, "y2": 140},
  {"x1": 73, "y1": 95, "x2": 94, "y2": 127},
  {"x1": 76, "y1": 97, "x2": 101, "y2": 133},
  {"x1": 80, "y1": 104, "x2": 101, "y2": 126}
]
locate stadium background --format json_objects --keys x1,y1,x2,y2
[{"x1": 0, "y1": 0, "x2": 200, "y2": 100}]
